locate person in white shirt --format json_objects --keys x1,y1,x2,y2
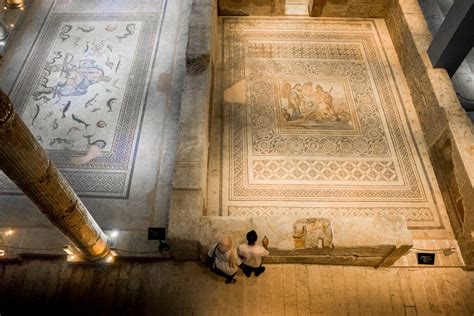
[
  {"x1": 208, "y1": 236, "x2": 242, "y2": 284},
  {"x1": 237, "y1": 230, "x2": 269, "y2": 277}
]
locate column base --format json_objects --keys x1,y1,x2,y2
[
  {"x1": 65, "y1": 250, "x2": 117, "y2": 265},
  {"x1": 6, "y1": 1, "x2": 25, "y2": 9}
]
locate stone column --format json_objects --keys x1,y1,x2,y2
[
  {"x1": 0, "y1": 91, "x2": 110, "y2": 261},
  {"x1": 6, "y1": 0, "x2": 25, "y2": 9}
]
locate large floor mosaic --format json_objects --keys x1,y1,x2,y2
[
  {"x1": 212, "y1": 18, "x2": 449, "y2": 231},
  {"x1": 0, "y1": 0, "x2": 165, "y2": 197}
]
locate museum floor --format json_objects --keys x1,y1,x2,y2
[{"x1": 1, "y1": 259, "x2": 473, "y2": 315}]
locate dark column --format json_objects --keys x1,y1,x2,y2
[
  {"x1": 0, "y1": 90, "x2": 110, "y2": 261},
  {"x1": 427, "y1": 0, "x2": 474, "y2": 77}
]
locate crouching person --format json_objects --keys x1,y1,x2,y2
[
  {"x1": 208, "y1": 236, "x2": 241, "y2": 284},
  {"x1": 238, "y1": 230, "x2": 269, "y2": 277}
]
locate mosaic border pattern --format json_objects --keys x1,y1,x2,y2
[
  {"x1": 228, "y1": 206, "x2": 435, "y2": 223},
  {"x1": 219, "y1": 18, "x2": 444, "y2": 228},
  {"x1": 53, "y1": 0, "x2": 164, "y2": 12}
]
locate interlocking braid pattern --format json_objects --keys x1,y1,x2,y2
[{"x1": 0, "y1": 90, "x2": 14, "y2": 126}]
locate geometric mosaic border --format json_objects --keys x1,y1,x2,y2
[{"x1": 219, "y1": 18, "x2": 446, "y2": 229}]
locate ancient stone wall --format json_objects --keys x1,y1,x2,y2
[
  {"x1": 218, "y1": 0, "x2": 285, "y2": 16},
  {"x1": 385, "y1": 0, "x2": 474, "y2": 268},
  {"x1": 310, "y1": 0, "x2": 392, "y2": 17},
  {"x1": 167, "y1": 0, "x2": 217, "y2": 260},
  {"x1": 218, "y1": 0, "x2": 391, "y2": 17}
]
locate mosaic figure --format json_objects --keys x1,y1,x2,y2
[
  {"x1": 280, "y1": 80, "x2": 351, "y2": 127},
  {"x1": 54, "y1": 55, "x2": 111, "y2": 97}
]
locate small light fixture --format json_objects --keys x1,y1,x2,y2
[
  {"x1": 105, "y1": 250, "x2": 117, "y2": 264},
  {"x1": 63, "y1": 245, "x2": 74, "y2": 255},
  {"x1": 5, "y1": 229, "x2": 14, "y2": 236},
  {"x1": 0, "y1": 249, "x2": 5, "y2": 257},
  {"x1": 110, "y1": 230, "x2": 119, "y2": 238},
  {"x1": 64, "y1": 247, "x2": 78, "y2": 262},
  {"x1": 9, "y1": 24, "x2": 14, "y2": 28}
]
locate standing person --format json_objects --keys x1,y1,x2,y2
[
  {"x1": 208, "y1": 236, "x2": 241, "y2": 284},
  {"x1": 238, "y1": 230, "x2": 270, "y2": 277}
]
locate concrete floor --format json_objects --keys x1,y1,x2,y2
[{"x1": 0, "y1": 258, "x2": 473, "y2": 315}]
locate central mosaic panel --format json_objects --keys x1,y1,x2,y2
[
  {"x1": 276, "y1": 78, "x2": 356, "y2": 132},
  {"x1": 214, "y1": 18, "x2": 447, "y2": 230}
]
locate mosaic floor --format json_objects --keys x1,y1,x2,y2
[
  {"x1": 0, "y1": 0, "x2": 189, "y2": 231},
  {"x1": 208, "y1": 17, "x2": 452, "y2": 238},
  {"x1": 1, "y1": 0, "x2": 164, "y2": 198}
]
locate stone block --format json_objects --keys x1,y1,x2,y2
[
  {"x1": 180, "y1": 88, "x2": 210, "y2": 124},
  {"x1": 167, "y1": 190, "x2": 202, "y2": 255},
  {"x1": 172, "y1": 161, "x2": 204, "y2": 189},
  {"x1": 412, "y1": 37, "x2": 431, "y2": 59},
  {"x1": 186, "y1": 54, "x2": 211, "y2": 76},
  {"x1": 369, "y1": 3, "x2": 391, "y2": 17},
  {"x1": 339, "y1": 216, "x2": 410, "y2": 244},
  {"x1": 219, "y1": 0, "x2": 285, "y2": 16},
  {"x1": 175, "y1": 122, "x2": 206, "y2": 162},
  {"x1": 198, "y1": 215, "x2": 412, "y2": 266},
  {"x1": 264, "y1": 255, "x2": 384, "y2": 266},
  {"x1": 190, "y1": 2, "x2": 213, "y2": 26},
  {"x1": 321, "y1": 3, "x2": 347, "y2": 16},
  {"x1": 404, "y1": 13, "x2": 431, "y2": 36},
  {"x1": 399, "y1": 0, "x2": 423, "y2": 14},
  {"x1": 183, "y1": 69, "x2": 211, "y2": 91}
]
